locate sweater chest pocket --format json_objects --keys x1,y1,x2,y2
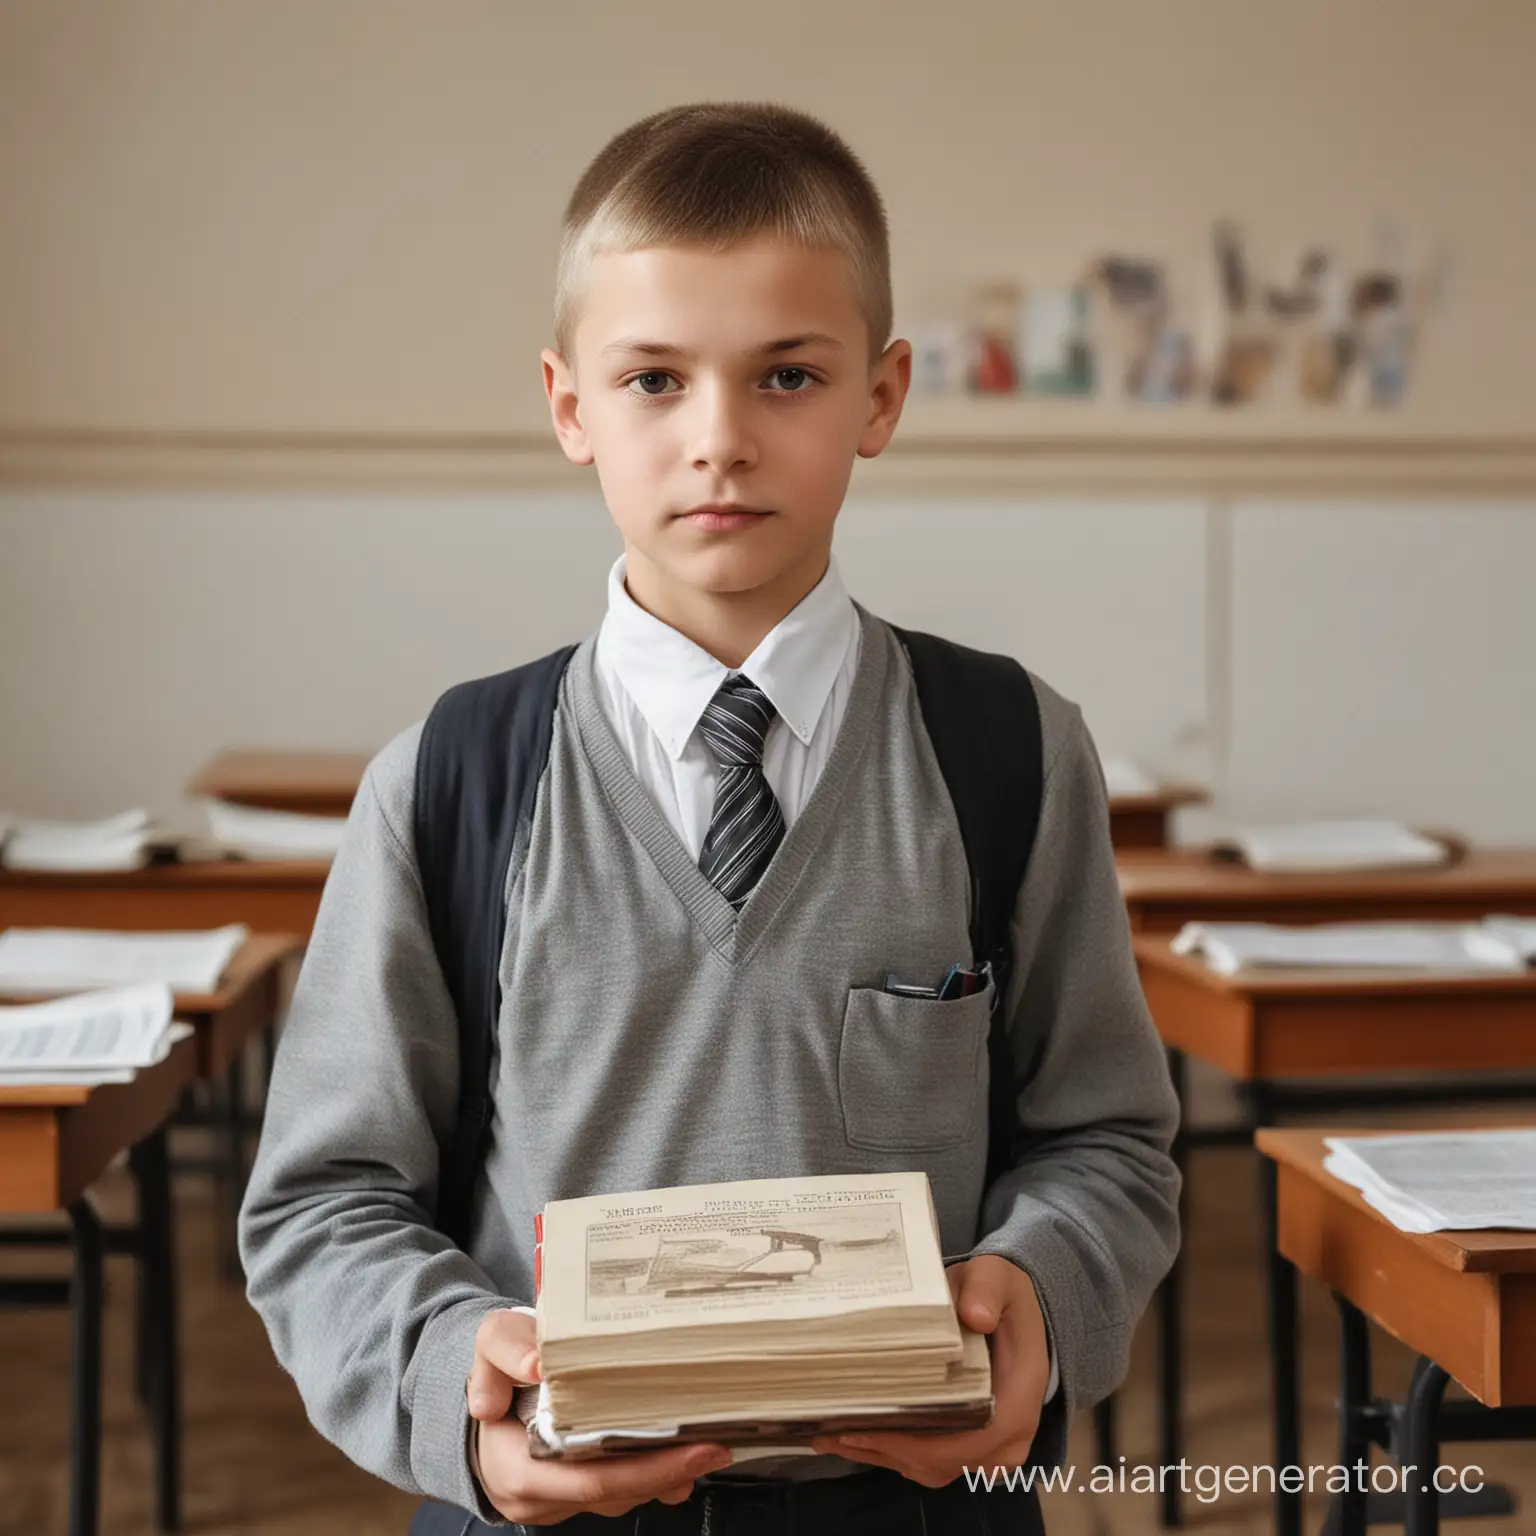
[{"x1": 837, "y1": 983, "x2": 994, "y2": 1152}]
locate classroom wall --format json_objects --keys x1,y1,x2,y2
[
  {"x1": 3, "y1": 1, "x2": 1534, "y2": 839},
  {"x1": 4, "y1": 485, "x2": 1535, "y2": 843}
]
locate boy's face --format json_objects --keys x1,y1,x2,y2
[{"x1": 543, "y1": 238, "x2": 910, "y2": 609}]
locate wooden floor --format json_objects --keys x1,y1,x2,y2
[{"x1": 2, "y1": 1140, "x2": 1533, "y2": 1535}]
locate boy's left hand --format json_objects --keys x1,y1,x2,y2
[{"x1": 810, "y1": 1254, "x2": 1048, "y2": 1488}]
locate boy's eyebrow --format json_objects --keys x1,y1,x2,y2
[{"x1": 599, "y1": 333, "x2": 847, "y2": 359}]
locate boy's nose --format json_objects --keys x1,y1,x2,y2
[{"x1": 687, "y1": 387, "x2": 759, "y2": 474}]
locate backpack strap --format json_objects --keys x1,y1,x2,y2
[
  {"x1": 412, "y1": 644, "x2": 578, "y2": 1248},
  {"x1": 893, "y1": 627, "x2": 1045, "y2": 1190}
]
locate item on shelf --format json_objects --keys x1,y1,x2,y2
[
  {"x1": 1019, "y1": 286, "x2": 1094, "y2": 396},
  {"x1": 967, "y1": 281, "x2": 1022, "y2": 393}
]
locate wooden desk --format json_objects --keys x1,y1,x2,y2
[
  {"x1": 0, "y1": 859, "x2": 331, "y2": 938},
  {"x1": 187, "y1": 748, "x2": 367, "y2": 816},
  {"x1": 1107, "y1": 784, "x2": 1207, "y2": 850},
  {"x1": 1137, "y1": 939, "x2": 1536, "y2": 1080},
  {"x1": 1258, "y1": 1127, "x2": 1536, "y2": 1536},
  {"x1": 2, "y1": 933, "x2": 304, "y2": 1269},
  {"x1": 1, "y1": 1035, "x2": 196, "y2": 1536},
  {"x1": 1135, "y1": 938, "x2": 1536, "y2": 1534},
  {"x1": 1117, "y1": 846, "x2": 1536, "y2": 934}
]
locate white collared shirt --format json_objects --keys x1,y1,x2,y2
[{"x1": 592, "y1": 554, "x2": 861, "y2": 860}]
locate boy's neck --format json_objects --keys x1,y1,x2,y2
[{"x1": 622, "y1": 545, "x2": 833, "y2": 670}]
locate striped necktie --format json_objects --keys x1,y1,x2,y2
[{"x1": 697, "y1": 675, "x2": 786, "y2": 909}]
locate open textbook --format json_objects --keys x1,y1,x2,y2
[
  {"x1": 0, "y1": 925, "x2": 248, "y2": 994},
  {"x1": 0, "y1": 983, "x2": 193, "y2": 1086},
  {"x1": 518, "y1": 1170, "x2": 992, "y2": 1460},
  {"x1": 1211, "y1": 818, "x2": 1451, "y2": 874},
  {"x1": 1324, "y1": 1130, "x2": 1536, "y2": 1233},
  {"x1": 1172, "y1": 919, "x2": 1533, "y2": 976}
]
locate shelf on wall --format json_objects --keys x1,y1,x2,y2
[{"x1": 4, "y1": 405, "x2": 1536, "y2": 497}]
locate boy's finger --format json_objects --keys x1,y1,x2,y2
[
  {"x1": 468, "y1": 1311, "x2": 540, "y2": 1418},
  {"x1": 474, "y1": 1313, "x2": 540, "y2": 1380},
  {"x1": 466, "y1": 1354, "x2": 518, "y2": 1420}
]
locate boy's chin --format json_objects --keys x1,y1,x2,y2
[{"x1": 659, "y1": 540, "x2": 817, "y2": 600}]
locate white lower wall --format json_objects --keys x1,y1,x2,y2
[{"x1": 1, "y1": 485, "x2": 1532, "y2": 842}]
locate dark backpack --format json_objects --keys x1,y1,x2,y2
[{"x1": 413, "y1": 627, "x2": 1043, "y2": 1249}]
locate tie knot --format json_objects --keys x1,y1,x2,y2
[{"x1": 700, "y1": 675, "x2": 776, "y2": 768}]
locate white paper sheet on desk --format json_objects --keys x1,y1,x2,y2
[
  {"x1": 0, "y1": 1019, "x2": 194, "y2": 1086},
  {"x1": 1323, "y1": 1130, "x2": 1536, "y2": 1233},
  {"x1": 204, "y1": 799, "x2": 348, "y2": 860},
  {"x1": 1171, "y1": 920, "x2": 1527, "y2": 976},
  {"x1": 0, "y1": 983, "x2": 174, "y2": 1069},
  {"x1": 0, "y1": 925, "x2": 249, "y2": 994},
  {"x1": 1215, "y1": 818, "x2": 1449, "y2": 873}
]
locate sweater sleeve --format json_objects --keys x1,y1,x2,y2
[
  {"x1": 955, "y1": 688, "x2": 1181, "y2": 1468},
  {"x1": 237, "y1": 724, "x2": 519, "y2": 1525}
]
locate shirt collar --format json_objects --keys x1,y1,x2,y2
[{"x1": 595, "y1": 554, "x2": 859, "y2": 761}]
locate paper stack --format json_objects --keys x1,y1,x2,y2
[
  {"x1": 1212, "y1": 818, "x2": 1450, "y2": 874},
  {"x1": 0, "y1": 983, "x2": 194, "y2": 1086},
  {"x1": 0, "y1": 925, "x2": 249, "y2": 995},
  {"x1": 0, "y1": 809, "x2": 160, "y2": 872},
  {"x1": 203, "y1": 799, "x2": 348, "y2": 860},
  {"x1": 1172, "y1": 919, "x2": 1531, "y2": 977},
  {"x1": 1324, "y1": 1130, "x2": 1536, "y2": 1233}
]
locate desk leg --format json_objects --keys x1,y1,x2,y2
[
  {"x1": 1402, "y1": 1357, "x2": 1449, "y2": 1536},
  {"x1": 131, "y1": 1128, "x2": 181, "y2": 1532},
  {"x1": 68, "y1": 1199, "x2": 104, "y2": 1536},
  {"x1": 1092, "y1": 1398, "x2": 1117, "y2": 1467},
  {"x1": 1252, "y1": 1082, "x2": 1300, "y2": 1536},
  {"x1": 1157, "y1": 1047, "x2": 1188, "y2": 1527},
  {"x1": 220, "y1": 1052, "x2": 247, "y2": 1280},
  {"x1": 1332, "y1": 1295, "x2": 1371, "y2": 1536}
]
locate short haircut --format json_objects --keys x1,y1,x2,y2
[{"x1": 554, "y1": 102, "x2": 891, "y2": 360}]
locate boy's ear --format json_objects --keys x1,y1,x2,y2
[
  {"x1": 856, "y1": 338, "x2": 913, "y2": 459},
  {"x1": 542, "y1": 348, "x2": 594, "y2": 466}
]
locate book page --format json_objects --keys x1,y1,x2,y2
[{"x1": 540, "y1": 1171, "x2": 951, "y2": 1341}]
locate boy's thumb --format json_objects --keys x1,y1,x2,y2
[{"x1": 956, "y1": 1259, "x2": 1010, "y2": 1333}]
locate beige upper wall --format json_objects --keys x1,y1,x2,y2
[{"x1": 2, "y1": 0, "x2": 1533, "y2": 444}]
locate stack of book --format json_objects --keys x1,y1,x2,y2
[
  {"x1": 518, "y1": 1170, "x2": 992, "y2": 1460},
  {"x1": 201, "y1": 799, "x2": 349, "y2": 860},
  {"x1": 0, "y1": 809, "x2": 162, "y2": 871}
]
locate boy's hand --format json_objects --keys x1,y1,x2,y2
[
  {"x1": 467, "y1": 1309, "x2": 733, "y2": 1523},
  {"x1": 809, "y1": 1255, "x2": 1049, "y2": 1488}
]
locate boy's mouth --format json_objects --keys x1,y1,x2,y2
[{"x1": 677, "y1": 504, "x2": 773, "y2": 533}]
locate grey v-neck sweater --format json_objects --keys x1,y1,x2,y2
[{"x1": 240, "y1": 609, "x2": 1179, "y2": 1523}]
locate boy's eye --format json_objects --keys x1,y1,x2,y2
[
  {"x1": 766, "y1": 367, "x2": 813, "y2": 392},
  {"x1": 627, "y1": 371, "x2": 679, "y2": 396}
]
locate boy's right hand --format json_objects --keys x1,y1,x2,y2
[{"x1": 468, "y1": 1309, "x2": 734, "y2": 1524}]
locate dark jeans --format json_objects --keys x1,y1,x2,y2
[{"x1": 410, "y1": 1466, "x2": 1046, "y2": 1535}]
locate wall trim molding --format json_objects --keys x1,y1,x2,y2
[{"x1": 5, "y1": 425, "x2": 1536, "y2": 497}]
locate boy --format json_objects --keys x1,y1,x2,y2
[{"x1": 240, "y1": 103, "x2": 1179, "y2": 1534}]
